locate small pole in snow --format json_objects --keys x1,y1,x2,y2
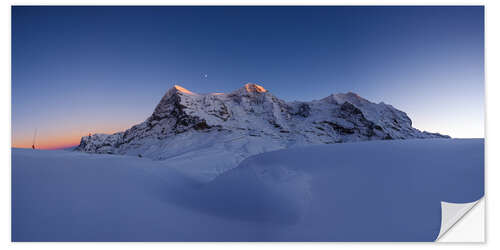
[{"x1": 32, "y1": 128, "x2": 37, "y2": 150}]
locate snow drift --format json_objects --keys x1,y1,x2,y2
[{"x1": 12, "y1": 139, "x2": 483, "y2": 241}]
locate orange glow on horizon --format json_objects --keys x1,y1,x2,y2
[
  {"x1": 12, "y1": 125, "x2": 132, "y2": 150},
  {"x1": 12, "y1": 135, "x2": 81, "y2": 150}
]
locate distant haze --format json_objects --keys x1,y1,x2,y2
[{"x1": 12, "y1": 6, "x2": 484, "y2": 149}]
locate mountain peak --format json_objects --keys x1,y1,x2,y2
[
  {"x1": 243, "y1": 83, "x2": 267, "y2": 93},
  {"x1": 345, "y1": 92, "x2": 360, "y2": 97},
  {"x1": 172, "y1": 85, "x2": 196, "y2": 95},
  {"x1": 320, "y1": 91, "x2": 368, "y2": 105}
]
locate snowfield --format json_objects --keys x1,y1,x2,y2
[{"x1": 12, "y1": 139, "x2": 483, "y2": 241}]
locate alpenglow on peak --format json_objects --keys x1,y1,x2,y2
[
  {"x1": 172, "y1": 85, "x2": 196, "y2": 95},
  {"x1": 243, "y1": 83, "x2": 267, "y2": 93}
]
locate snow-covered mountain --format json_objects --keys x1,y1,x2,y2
[{"x1": 76, "y1": 83, "x2": 448, "y2": 180}]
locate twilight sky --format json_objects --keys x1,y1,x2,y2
[{"x1": 12, "y1": 6, "x2": 484, "y2": 149}]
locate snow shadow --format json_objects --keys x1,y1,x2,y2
[{"x1": 152, "y1": 139, "x2": 483, "y2": 241}]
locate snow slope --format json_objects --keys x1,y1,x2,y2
[
  {"x1": 75, "y1": 83, "x2": 448, "y2": 180},
  {"x1": 12, "y1": 139, "x2": 483, "y2": 241}
]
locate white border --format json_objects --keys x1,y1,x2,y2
[
  {"x1": 3, "y1": 0, "x2": 496, "y2": 249},
  {"x1": 1, "y1": 0, "x2": 490, "y2": 5}
]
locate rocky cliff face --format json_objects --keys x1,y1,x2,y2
[{"x1": 76, "y1": 83, "x2": 448, "y2": 178}]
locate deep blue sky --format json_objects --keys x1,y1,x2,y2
[{"x1": 12, "y1": 6, "x2": 484, "y2": 148}]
